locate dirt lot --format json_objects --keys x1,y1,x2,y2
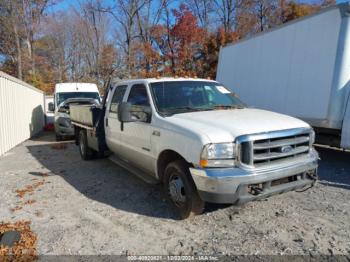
[{"x1": 0, "y1": 132, "x2": 350, "y2": 256}]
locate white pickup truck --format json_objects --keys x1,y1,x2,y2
[{"x1": 70, "y1": 78, "x2": 319, "y2": 218}]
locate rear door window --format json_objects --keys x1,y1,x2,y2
[{"x1": 110, "y1": 85, "x2": 127, "y2": 113}]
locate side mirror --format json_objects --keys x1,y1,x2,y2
[
  {"x1": 118, "y1": 102, "x2": 135, "y2": 123},
  {"x1": 118, "y1": 102, "x2": 151, "y2": 123},
  {"x1": 48, "y1": 102, "x2": 55, "y2": 112}
]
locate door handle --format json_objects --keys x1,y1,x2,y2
[{"x1": 106, "y1": 118, "x2": 108, "y2": 127}]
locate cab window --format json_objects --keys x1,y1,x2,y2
[
  {"x1": 127, "y1": 84, "x2": 150, "y2": 106},
  {"x1": 110, "y1": 85, "x2": 127, "y2": 113}
]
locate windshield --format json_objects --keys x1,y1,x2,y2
[
  {"x1": 150, "y1": 81, "x2": 245, "y2": 116},
  {"x1": 56, "y1": 92, "x2": 100, "y2": 106}
]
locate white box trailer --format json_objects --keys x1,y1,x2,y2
[{"x1": 217, "y1": 3, "x2": 350, "y2": 149}]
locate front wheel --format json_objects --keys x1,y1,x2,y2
[
  {"x1": 55, "y1": 134, "x2": 62, "y2": 141},
  {"x1": 163, "y1": 160, "x2": 205, "y2": 219},
  {"x1": 78, "y1": 130, "x2": 94, "y2": 160}
]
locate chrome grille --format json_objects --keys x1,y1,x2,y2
[{"x1": 238, "y1": 129, "x2": 311, "y2": 168}]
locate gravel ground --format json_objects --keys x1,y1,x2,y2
[{"x1": 0, "y1": 132, "x2": 350, "y2": 257}]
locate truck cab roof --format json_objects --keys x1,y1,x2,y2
[
  {"x1": 55, "y1": 83, "x2": 99, "y2": 93},
  {"x1": 113, "y1": 77, "x2": 217, "y2": 86}
]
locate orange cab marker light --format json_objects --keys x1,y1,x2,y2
[{"x1": 200, "y1": 159, "x2": 208, "y2": 168}]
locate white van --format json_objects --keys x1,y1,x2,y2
[{"x1": 48, "y1": 83, "x2": 100, "y2": 141}]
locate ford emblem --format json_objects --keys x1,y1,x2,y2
[{"x1": 281, "y1": 145, "x2": 293, "y2": 153}]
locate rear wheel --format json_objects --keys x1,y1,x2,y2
[
  {"x1": 78, "y1": 130, "x2": 94, "y2": 160},
  {"x1": 163, "y1": 160, "x2": 205, "y2": 219}
]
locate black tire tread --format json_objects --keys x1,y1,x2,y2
[
  {"x1": 79, "y1": 130, "x2": 94, "y2": 160},
  {"x1": 163, "y1": 160, "x2": 205, "y2": 219}
]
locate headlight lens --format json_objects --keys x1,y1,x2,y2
[
  {"x1": 200, "y1": 143, "x2": 236, "y2": 167},
  {"x1": 310, "y1": 130, "x2": 316, "y2": 145}
]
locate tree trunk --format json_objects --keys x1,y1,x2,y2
[
  {"x1": 26, "y1": 38, "x2": 35, "y2": 74},
  {"x1": 13, "y1": 23, "x2": 23, "y2": 80}
]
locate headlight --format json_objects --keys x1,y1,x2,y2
[
  {"x1": 310, "y1": 130, "x2": 316, "y2": 145},
  {"x1": 200, "y1": 143, "x2": 236, "y2": 168},
  {"x1": 58, "y1": 117, "x2": 71, "y2": 128}
]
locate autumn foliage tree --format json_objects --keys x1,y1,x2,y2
[
  {"x1": 201, "y1": 28, "x2": 239, "y2": 79},
  {"x1": 0, "y1": 0, "x2": 337, "y2": 93},
  {"x1": 282, "y1": 1, "x2": 325, "y2": 23},
  {"x1": 170, "y1": 4, "x2": 206, "y2": 75}
]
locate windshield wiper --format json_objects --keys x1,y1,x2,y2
[
  {"x1": 169, "y1": 106, "x2": 216, "y2": 112},
  {"x1": 160, "y1": 105, "x2": 244, "y2": 116},
  {"x1": 212, "y1": 105, "x2": 244, "y2": 109},
  {"x1": 160, "y1": 106, "x2": 214, "y2": 116},
  {"x1": 177, "y1": 106, "x2": 208, "y2": 111}
]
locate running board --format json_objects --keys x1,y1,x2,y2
[{"x1": 109, "y1": 155, "x2": 159, "y2": 184}]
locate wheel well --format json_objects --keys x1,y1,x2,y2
[{"x1": 157, "y1": 150, "x2": 191, "y2": 182}]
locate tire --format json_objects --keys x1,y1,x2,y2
[
  {"x1": 55, "y1": 134, "x2": 62, "y2": 141},
  {"x1": 163, "y1": 160, "x2": 205, "y2": 219},
  {"x1": 78, "y1": 130, "x2": 94, "y2": 160}
]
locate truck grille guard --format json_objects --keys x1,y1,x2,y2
[{"x1": 236, "y1": 128, "x2": 314, "y2": 170}]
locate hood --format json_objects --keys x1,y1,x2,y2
[
  {"x1": 166, "y1": 108, "x2": 310, "y2": 143},
  {"x1": 58, "y1": 98, "x2": 100, "y2": 109}
]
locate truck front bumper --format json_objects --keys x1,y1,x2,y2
[
  {"x1": 190, "y1": 149, "x2": 318, "y2": 204},
  {"x1": 54, "y1": 117, "x2": 74, "y2": 137}
]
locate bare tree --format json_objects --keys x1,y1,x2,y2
[
  {"x1": 21, "y1": 0, "x2": 55, "y2": 74},
  {"x1": 188, "y1": 0, "x2": 213, "y2": 29},
  {"x1": 163, "y1": 0, "x2": 176, "y2": 74},
  {"x1": 43, "y1": 3, "x2": 118, "y2": 87},
  {"x1": 213, "y1": 0, "x2": 242, "y2": 32},
  {"x1": 43, "y1": 12, "x2": 68, "y2": 82},
  {"x1": 0, "y1": 0, "x2": 24, "y2": 79},
  {"x1": 0, "y1": 0, "x2": 56, "y2": 80},
  {"x1": 253, "y1": 0, "x2": 279, "y2": 32},
  {"x1": 234, "y1": 0, "x2": 279, "y2": 36},
  {"x1": 77, "y1": 1, "x2": 111, "y2": 82},
  {"x1": 95, "y1": 0, "x2": 150, "y2": 76},
  {"x1": 135, "y1": 0, "x2": 166, "y2": 73}
]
